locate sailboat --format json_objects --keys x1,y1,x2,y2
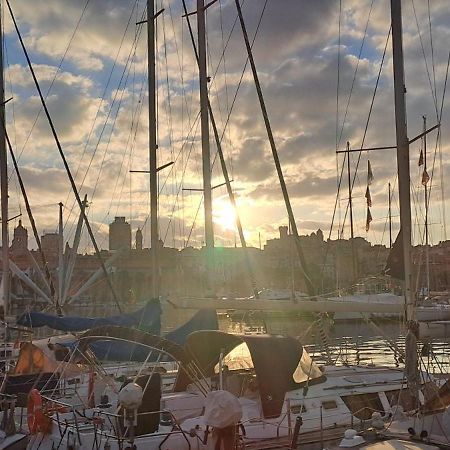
[{"x1": 2, "y1": 1, "x2": 446, "y2": 449}]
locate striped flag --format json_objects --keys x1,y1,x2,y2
[
  {"x1": 365, "y1": 207, "x2": 372, "y2": 232},
  {"x1": 367, "y1": 160, "x2": 374, "y2": 185},
  {"x1": 365, "y1": 186, "x2": 372, "y2": 207}
]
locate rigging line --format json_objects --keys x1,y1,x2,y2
[
  {"x1": 211, "y1": 0, "x2": 267, "y2": 158},
  {"x1": 15, "y1": 0, "x2": 91, "y2": 163},
  {"x1": 339, "y1": 26, "x2": 391, "y2": 238},
  {"x1": 90, "y1": 42, "x2": 147, "y2": 208},
  {"x1": 4, "y1": 40, "x2": 17, "y2": 152},
  {"x1": 101, "y1": 70, "x2": 147, "y2": 231},
  {"x1": 337, "y1": 0, "x2": 375, "y2": 150},
  {"x1": 161, "y1": 6, "x2": 177, "y2": 245},
  {"x1": 321, "y1": 26, "x2": 391, "y2": 286},
  {"x1": 159, "y1": 111, "x2": 200, "y2": 194},
  {"x1": 422, "y1": 50, "x2": 450, "y2": 241},
  {"x1": 113, "y1": 130, "x2": 137, "y2": 220},
  {"x1": 427, "y1": 0, "x2": 437, "y2": 108},
  {"x1": 318, "y1": 155, "x2": 347, "y2": 287},
  {"x1": 335, "y1": 0, "x2": 342, "y2": 242},
  {"x1": 167, "y1": 0, "x2": 194, "y2": 125},
  {"x1": 335, "y1": 0, "x2": 342, "y2": 153},
  {"x1": 219, "y1": 0, "x2": 233, "y2": 178},
  {"x1": 160, "y1": 117, "x2": 202, "y2": 244},
  {"x1": 102, "y1": 72, "x2": 149, "y2": 233},
  {"x1": 410, "y1": 0, "x2": 439, "y2": 119},
  {"x1": 206, "y1": 1, "x2": 244, "y2": 97},
  {"x1": 437, "y1": 51, "x2": 450, "y2": 240},
  {"x1": 186, "y1": 193, "x2": 203, "y2": 247},
  {"x1": 139, "y1": 110, "x2": 202, "y2": 238},
  {"x1": 67, "y1": 43, "x2": 148, "y2": 244},
  {"x1": 6, "y1": 0, "x2": 124, "y2": 312},
  {"x1": 63, "y1": 1, "x2": 143, "y2": 229},
  {"x1": 5, "y1": 129, "x2": 57, "y2": 303},
  {"x1": 148, "y1": 0, "x2": 260, "y2": 242},
  {"x1": 130, "y1": 2, "x2": 139, "y2": 232},
  {"x1": 160, "y1": 131, "x2": 203, "y2": 245}
]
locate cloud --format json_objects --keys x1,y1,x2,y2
[{"x1": 3, "y1": 0, "x2": 450, "y2": 251}]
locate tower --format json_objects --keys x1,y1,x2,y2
[
  {"x1": 11, "y1": 220, "x2": 28, "y2": 252},
  {"x1": 136, "y1": 228, "x2": 143, "y2": 251},
  {"x1": 109, "y1": 217, "x2": 131, "y2": 251}
]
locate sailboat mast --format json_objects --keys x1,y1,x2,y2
[
  {"x1": 388, "y1": 182, "x2": 393, "y2": 248},
  {"x1": 197, "y1": 0, "x2": 214, "y2": 249},
  {"x1": 235, "y1": 0, "x2": 314, "y2": 296},
  {"x1": 390, "y1": 0, "x2": 413, "y2": 321},
  {"x1": 0, "y1": 6, "x2": 9, "y2": 317},
  {"x1": 423, "y1": 115, "x2": 430, "y2": 295},
  {"x1": 346, "y1": 142, "x2": 357, "y2": 284},
  {"x1": 147, "y1": 0, "x2": 159, "y2": 299},
  {"x1": 58, "y1": 202, "x2": 64, "y2": 311}
]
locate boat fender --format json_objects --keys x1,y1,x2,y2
[{"x1": 27, "y1": 389, "x2": 52, "y2": 434}]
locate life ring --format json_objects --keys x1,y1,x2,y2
[{"x1": 27, "y1": 389, "x2": 52, "y2": 434}]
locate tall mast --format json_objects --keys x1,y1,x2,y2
[
  {"x1": 147, "y1": 0, "x2": 159, "y2": 298},
  {"x1": 235, "y1": 0, "x2": 314, "y2": 296},
  {"x1": 58, "y1": 202, "x2": 64, "y2": 311},
  {"x1": 346, "y1": 142, "x2": 357, "y2": 284},
  {"x1": 391, "y1": 0, "x2": 413, "y2": 321},
  {"x1": 388, "y1": 182, "x2": 393, "y2": 248},
  {"x1": 180, "y1": 1, "x2": 259, "y2": 297},
  {"x1": 0, "y1": 5, "x2": 9, "y2": 317},
  {"x1": 423, "y1": 115, "x2": 430, "y2": 295},
  {"x1": 197, "y1": 0, "x2": 214, "y2": 249}
]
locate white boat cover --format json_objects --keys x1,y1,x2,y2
[{"x1": 203, "y1": 390, "x2": 242, "y2": 428}]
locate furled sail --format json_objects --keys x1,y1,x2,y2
[{"x1": 384, "y1": 228, "x2": 404, "y2": 280}]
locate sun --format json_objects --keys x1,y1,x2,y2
[{"x1": 213, "y1": 200, "x2": 237, "y2": 231}]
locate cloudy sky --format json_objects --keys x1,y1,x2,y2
[{"x1": 3, "y1": 0, "x2": 450, "y2": 252}]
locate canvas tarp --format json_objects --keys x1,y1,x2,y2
[{"x1": 17, "y1": 299, "x2": 161, "y2": 333}]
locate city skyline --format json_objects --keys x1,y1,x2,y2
[{"x1": 2, "y1": 0, "x2": 449, "y2": 253}]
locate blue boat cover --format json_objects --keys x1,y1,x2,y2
[
  {"x1": 165, "y1": 309, "x2": 218, "y2": 344},
  {"x1": 17, "y1": 299, "x2": 161, "y2": 334},
  {"x1": 87, "y1": 309, "x2": 218, "y2": 362}
]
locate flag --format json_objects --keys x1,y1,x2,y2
[
  {"x1": 384, "y1": 228, "x2": 404, "y2": 280},
  {"x1": 422, "y1": 170, "x2": 430, "y2": 186},
  {"x1": 367, "y1": 160, "x2": 374, "y2": 185},
  {"x1": 365, "y1": 186, "x2": 372, "y2": 207},
  {"x1": 365, "y1": 207, "x2": 372, "y2": 232},
  {"x1": 418, "y1": 149, "x2": 424, "y2": 166}
]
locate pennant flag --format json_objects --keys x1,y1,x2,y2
[
  {"x1": 384, "y1": 228, "x2": 404, "y2": 280},
  {"x1": 365, "y1": 186, "x2": 372, "y2": 207},
  {"x1": 367, "y1": 160, "x2": 374, "y2": 185},
  {"x1": 365, "y1": 207, "x2": 372, "y2": 232},
  {"x1": 422, "y1": 170, "x2": 430, "y2": 186},
  {"x1": 418, "y1": 149, "x2": 424, "y2": 166}
]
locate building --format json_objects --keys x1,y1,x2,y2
[
  {"x1": 135, "y1": 228, "x2": 143, "y2": 251},
  {"x1": 109, "y1": 217, "x2": 131, "y2": 251},
  {"x1": 41, "y1": 232, "x2": 60, "y2": 258},
  {"x1": 11, "y1": 220, "x2": 28, "y2": 253}
]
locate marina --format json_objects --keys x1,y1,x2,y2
[{"x1": 0, "y1": 0, "x2": 448, "y2": 449}]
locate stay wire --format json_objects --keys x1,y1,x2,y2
[
  {"x1": 339, "y1": 26, "x2": 391, "y2": 238},
  {"x1": 410, "y1": 0, "x2": 439, "y2": 119},
  {"x1": 15, "y1": 0, "x2": 91, "y2": 164},
  {"x1": 427, "y1": 0, "x2": 437, "y2": 107},
  {"x1": 336, "y1": 0, "x2": 375, "y2": 150},
  {"x1": 320, "y1": 25, "x2": 391, "y2": 288},
  {"x1": 63, "y1": 0, "x2": 142, "y2": 231},
  {"x1": 6, "y1": 0, "x2": 123, "y2": 312}
]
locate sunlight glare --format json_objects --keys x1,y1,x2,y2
[{"x1": 214, "y1": 201, "x2": 237, "y2": 231}]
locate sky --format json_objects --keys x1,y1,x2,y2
[{"x1": 2, "y1": 0, "x2": 450, "y2": 252}]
